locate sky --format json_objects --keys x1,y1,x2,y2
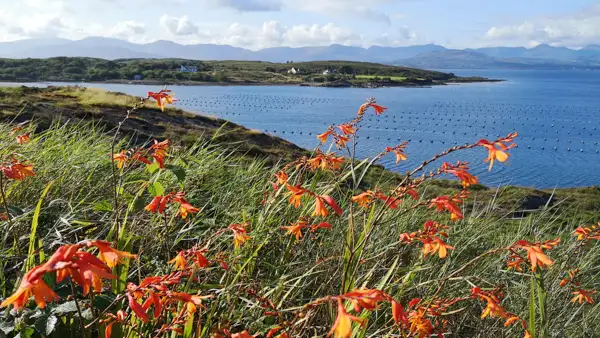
[{"x1": 0, "y1": 0, "x2": 599, "y2": 50}]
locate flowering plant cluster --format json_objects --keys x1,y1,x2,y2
[{"x1": 0, "y1": 90, "x2": 598, "y2": 338}]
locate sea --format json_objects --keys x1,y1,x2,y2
[{"x1": 2, "y1": 69, "x2": 599, "y2": 188}]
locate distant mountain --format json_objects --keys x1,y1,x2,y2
[{"x1": 0, "y1": 37, "x2": 599, "y2": 69}]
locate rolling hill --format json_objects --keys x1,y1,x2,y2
[{"x1": 1, "y1": 37, "x2": 600, "y2": 69}]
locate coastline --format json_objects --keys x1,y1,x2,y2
[{"x1": 0, "y1": 77, "x2": 505, "y2": 88}]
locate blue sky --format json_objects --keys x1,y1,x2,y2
[{"x1": 0, "y1": 0, "x2": 599, "y2": 49}]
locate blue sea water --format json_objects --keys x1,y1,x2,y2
[{"x1": 2, "y1": 69, "x2": 600, "y2": 188}]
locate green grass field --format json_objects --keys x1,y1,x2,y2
[{"x1": 356, "y1": 75, "x2": 408, "y2": 81}]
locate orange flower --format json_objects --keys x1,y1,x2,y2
[
  {"x1": 429, "y1": 195, "x2": 463, "y2": 221},
  {"x1": 336, "y1": 135, "x2": 350, "y2": 148},
  {"x1": 511, "y1": 239, "x2": 558, "y2": 272},
  {"x1": 369, "y1": 103, "x2": 387, "y2": 115},
  {"x1": 338, "y1": 124, "x2": 355, "y2": 136},
  {"x1": 148, "y1": 90, "x2": 176, "y2": 112},
  {"x1": 351, "y1": 191, "x2": 374, "y2": 208},
  {"x1": 229, "y1": 222, "x2": 250, "y2": 248},
  {"x1": 407, "y1": 308, "x2": 433, "y2": 338},
  {"x1": 286, "y1": 184, "x2": 306, "y2": 208},
  {"x1": 281, "y1": 219, "x2": 309, "y2": 240},
  {"x1": 340, "y1": 289, "x2": 387, "y2": 312},
  {"x1": 16, "y1": 133, "x2": 30, "y2": 144},
  {"x1": 145, "y1": 196, "x2": 168, "y2": 214},
  {"x1": 392, "y1": 300, "x2": 408, "y2": 327},
  {"x1": 88, "y1": 240, "x2": 137, "y2": 268},
  {"x1": 442, "y1": 162, "x2": 478, "y2": 188},
  {"x1": 477, "y1": 133, "x2": 517, "y2": 171},
  {"x1": 275, "y1": 171, "x2": 289, "y2": 184},
  {"x1": 113, "y1": 151, "x2": 128, "y2": 169},
  {"x1": 311, "y1": 222, "x2": 332, "y2": 232},
  {"x1": 317, "y1": 129, "x2": 333, "y2": 144},
  {"x1": 168, "y1": 251, "x2": 188, "y2": 270},
  {"x1": 127, "y1": 293, "x2": 149, "y2": 323},
  {"x1": 574, "y1": 223, "x2": 600, "y2": 242},
  {"x1": 150, "y1": 139, "x2": 169, "y2": 168},
  {"x1": 313, "y1": 195, "x2": 343, "y2": 217},
  {"x1": 386, "y1": 143, "x2": 408, "y2": 163},
  {"x1": 1, "y1": 160, "x2": 35, "y2": 180},
  {"x1": 327, "y1": 299, "x2": 364, "y2": 338},
  {"x1": 178, "y1": 202, "x2": 200, "y2": 219},
  {"x1": 421, "y1": 237, "x2": 455, "y2": 259},
  {"x1": 231, "y1": 331, "x2": 255, "y2": 338},
  {"x1": 571, "y1": 289, "x2": 596, "y2": 304},
  {"x1": 0, "y1": 266, "x2": 58, "y2": 309}
]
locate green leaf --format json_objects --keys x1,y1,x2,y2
[
  {"x1": 52, "y1": 301, "x2": 79, "y2": 315},
  {"x1": 166, "y1": 164, "x2": 186, "y2": 183},
  {"x1": 148, "y1": 181, "x2": 165, "y2": 197},
  {"x1": 93, "y1": 200, "x2": 113, "y2": 212},
  {"x1": 147, "y1": 162, "x2": 160, "y2": 174},
  {"x1": 16, "y1": 327, "x2": 34, "y2": 338},
  {"x1": 34, "y1": 314, "x2": 58, "y2": 336},
  {"x1": 0, "y1": 320, "x2": 15, "y2": 335},
  {"x1": 26, "y1": 181, "x2": 54, "y2": 271}
]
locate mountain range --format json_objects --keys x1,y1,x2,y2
[{"x1": 1, "y1": 37, "x2": 600, "y2": 70}]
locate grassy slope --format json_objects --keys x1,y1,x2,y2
[{"x1": 0, "y1": 87, "x2": 598, "y2": 337}]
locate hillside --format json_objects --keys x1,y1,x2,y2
[
  {"x1": 0, "y1": 57, "x2": 482, "y2": 87},
  {"x1": 1, "y1": 37, "x2": 600, "y2": 69}
]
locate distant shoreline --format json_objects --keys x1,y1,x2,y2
[{"x1": 0, "y1": 77, "x2": 505, "y2": 88}]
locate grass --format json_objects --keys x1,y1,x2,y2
[
  {"x1": 0, "y1": 88, "x2": 598, "y2": 338},
  {"x1": 356, "y1": 75, "x2": 408, "y2": 81}
]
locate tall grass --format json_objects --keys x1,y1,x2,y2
[{"x1": 0, "y1": 95, "x2": 598, "y2": 338}]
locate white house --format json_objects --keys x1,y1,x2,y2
[
  {"x1": 287, "y1": 67, "x2": 301, "y2": 75},
  {"x1": 322, "y1": 69, "x2": 336, "y2": 75},
  {"x1": 180, "y1": 65, "x2": 198, "y2": 73}
]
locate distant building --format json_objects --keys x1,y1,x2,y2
[
  {"x1": 287, "y1": 67, "x2": 301, "y2": 75},
  {"x1": 322, "y1": 69, "x2": 336, "y2": 75},
  {"x1": 133, "y1": 74, "x2": 143, "y2": 81},
  {"x1": 180, "y1": 65, "x2": 198, "y2": 73}
]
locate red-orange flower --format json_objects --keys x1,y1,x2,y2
[
  {"x1": 145, "y1": 196, "x2": 168, "y2": 214},
  {"x1": 477, "y1": 133, "x2": 517, "y2": 171},
  {"x1": 150, "y1": 139, "x2": 169, "y2": 168},
  {"x1": 286, "y1": 184, "x2": 306, "y2": 208},
  {"x1": 571, "y1": 289, "x2": 596, "y2": 304},
  {"x1": 275, "y1": 171, "x2": 289, "y2": 184},
  {"x1": 336, "y1": 135, "x2": 350, "y2": 148},
  {"x1": 509, "y1": 239, "x2": 559, "y2": 272},
  {"x1": 0, "y1": 266, "x2": 58, "y2": 309},
  {"x1": 442, "y1": 162, "x2": 478, "y2": 188},
  {"x1": 574, "y1": 223, "x2": 600, "y2": 242},
  {"x1": 88, "y1": 240, "x2": 137, "y2": 268},
  {"x1": 338, "y1": 124, "x2": 355, "y2": 136},
  {"x1": 386, "y1": 143, "x2": 408, "y2": 163},
  {"x1": 231, "y1": 331, "x2": 255, "y2": 338},
  {"x1": 148, "y1": 90, "x2": 176, "y2": 112},
  {"x1": 1, "y1": 160, "x2": 35, "y2": 180},
  {"x1": 340, "y1": 289, "x2": 387, "y2": 312},
  {"x1": 429, "y1": 195, "x2": 463, "y2": 221},
  {"x1": 16, "y1": 133, "x2": 30, "y2": 144},
  {"x1": 229, "y1": 222, "x2": 250, "y2": 248},
  {"x1": 113, "y1": 151, "x2": 128, "y2": 169},
  {"x1": 281, "y1": 219, "x2": 309, "y2": 240},
  {"x1": 328, "y1": 299, "x2": 364, "y2": 338},
  {"x1": 317, "y1": 129, "x2": 333, "y2": 144},
  {"x1": 370, "y1": 103, "x2": 387, "y2": 115},
  {"x1": 313, "y1": 195, "x2": 343, "y2": 217}
]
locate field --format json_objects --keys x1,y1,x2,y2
[
  {"x1": 0, "y1": 87, "x2": 599, "y2": 338},
  {"x1": 356, "y1": 75, "x2": 409, "y2": 81}
]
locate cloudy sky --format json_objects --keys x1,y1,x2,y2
[{"x1": 0, "y1": 0, "x2": 599, "y2": 49}]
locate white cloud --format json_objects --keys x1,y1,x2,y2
[
  {"x1": 109, "y1": 21, "x2": 146, "y2": 40},
  {"x1": 160, "y1": 15, "x2": 200, "y2": 36},
  {"x1": 284, "y1": 23, "x2": 360, "y2": 46},
  {"x1": 206, "y1": 0, "x2": 282, "y2": 11},
  {"x1": 285, "y1": 0, "x2": 392, "y2": 24},
  {"x1": 485, "y1": 3, "x2": 600, "y2": 48}
]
